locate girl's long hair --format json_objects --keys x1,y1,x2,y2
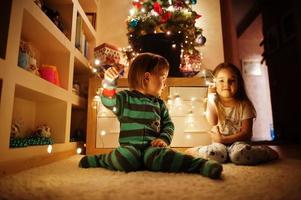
[{"x1": 213, "y1": 62, "x2": 256, "y2": 120}]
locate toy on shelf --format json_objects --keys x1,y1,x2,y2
[
  {"x1": 10, "y1": 119, "x2": 22, "y2": 138},
  {"x1": 10, "y1": 123, "x2": 54, "y2": 148},
  {"x1": 18, "y1": 40, "x2": 40, "y2": 76},
  {"x1": 39, "y1": 65, "x2": 60, "y2": 86},
  {"x1": 33, "y1": 124, "x2": 52, "y2": 138},
  {"x1": 27, "y1": 124, "x2": 53, "y2": 146},
  {"x1": 10, "y1": 119, "x2": 28, "y2": 148}
]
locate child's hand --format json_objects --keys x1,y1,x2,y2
[
  {"x1": 210, "y1": 128, "x2": 223, "y2": 143},
  {"x1": 151, "y1": 139, "x2": 168, "y2": 147},
  {"x1": 104, "y1": 64, "x2": 124, "y2": 81},
  {"x1": 207, "y1": 83, "x2": 217, "y2": 103},
  {"x1": 207, "y1": 81, "x2": 217, "y2": 94}
]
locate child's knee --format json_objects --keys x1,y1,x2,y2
[
  {"x1": 115, "y1": 146, "x2": 142, "y2": 172},
  {"x1": 143, "y1": 147, "x2": 169, "y2": 171}
]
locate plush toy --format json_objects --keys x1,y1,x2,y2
[
  {"x1": 11, "y1": 119, "x2": 23, "y2": 138},
  {"x1": 197, "y1": 143, "x2": 228, "y2": 163},
  {"x1": 10, "y1": 119, "x2": 28, "y2": 148},
  {"x1": 26, "y1": 124, "x2": 53, "y2": 146},
  {"x1": 34, "y1": 124, "x2": 51, "y2": 138}
]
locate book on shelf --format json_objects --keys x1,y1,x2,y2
[
  {"x1": 84, "y1": 40, "x2": 89, "y2": 58},
  {"x1": 80, "y1": 30, "x2": 85, "y2": 54},
  {"x1": 75, "y1": 14, "x2": 82, "y2": 49}
]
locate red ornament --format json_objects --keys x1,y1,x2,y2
[
  {"x1": 195, "y1": 13, "x2": 202, "y2": 19},
  {"x1": 153, "y1": 2, "x2": 163, "y2": 15},
  {"x1": 160, "y1": 12, "x2": 172, "y2": 23},
  {"x1": 132, "y1": 2, "x2": 142, "y2": 9}
]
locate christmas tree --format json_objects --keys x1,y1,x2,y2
[{"x1": 126, "y1": 0, "x2": 206, "y2": 57}]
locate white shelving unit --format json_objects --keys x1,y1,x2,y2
[{"x1": 0, "y1": 0, "x2": 98, "y2": 168}]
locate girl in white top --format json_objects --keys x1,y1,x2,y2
[{"x1": 186, "y1": 62, "x2": 279, "y2": 165}]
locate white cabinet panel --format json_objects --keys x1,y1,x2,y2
[{"x1": 168, "y1": 87, "x2": 211, "y2": 146}]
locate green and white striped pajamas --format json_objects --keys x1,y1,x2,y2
[
  {"x1": 82, "y1": 145, "x2": 220, "y2": 176},
  {"x1": 79, "y1": 80, "x2": 222, "y2": 179}
]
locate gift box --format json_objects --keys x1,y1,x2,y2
[
  {"x1": 179, "y1": 54, "x2": 202, "y2": 77},
  {"x1": 94, "y1": 43, "x2": 128, "y2": 78},
  {"x1": 94, "y1": 43, "x2": 121, "y2": 65}
]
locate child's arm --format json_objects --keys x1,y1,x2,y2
[
  {"x1": 211, "y1": 118, "x2": 253, "y2": 144},
  {"x1": 100, "y1": 65, "x2": 124, "y2": 115},
  {"x1": 205, "y1": 87, "x2": 218, "y2": 126},
  {"x1": 154, "y1": 102, "x2": 175, "y2": 146}
]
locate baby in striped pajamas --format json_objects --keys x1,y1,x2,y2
[{"x1": 79, "y1": 53, "x2": 222, "y2": 179}]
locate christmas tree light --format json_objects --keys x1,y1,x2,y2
[{"x1": 126, "y1": 0, "x2": 205, "y2": 57}]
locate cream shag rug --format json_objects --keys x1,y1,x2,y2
[{"x1": 0, "y1": 155, "x2": 300, "y2": 200}]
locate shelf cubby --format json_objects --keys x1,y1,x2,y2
[
  {"x1": 76, "y1": 1, "x2": 97, "y2": 36},
  {"x1": 11, "y1": 84, "x2": 68, "y2": 147},
  {"x1": 23, "y1": 0, "x2": 72, "y2": 49},
  {"x1": 43, "y1": 0, "x2": 74, "y2": 41},
  {"x1": 70, "y1": 106, "x2": 86, "y2": 142},
  {"x1": 20, "y1": 9, "x2": 71, "y2": 90},
  {"x1": 72, "y1": 56, "x2": 91, "y2": 99},
  {"x1": 75, "y1": 9, "x2": 96, "y2": 63},
  {"x1": 13, "y1": 66, "x2": 68, "y2": 104}
]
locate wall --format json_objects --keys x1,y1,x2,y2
[
  {"x1": 193, "y1": 0, "x2": 224, "y2": 70},
  {"x1": 238, "y1": 15, "x2": 273, "y2": 141},
  {"x1": 96, "y1": 0, "x2": 131, "y2": 48},
  {"x1": 96, "y1": 0, "x2": 224, "y2": 70}
]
